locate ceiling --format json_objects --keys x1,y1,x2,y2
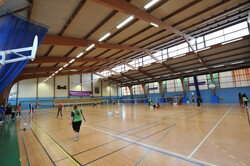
[{"x1": 1, "y1": 0, "x2": 250, "y2": 84}]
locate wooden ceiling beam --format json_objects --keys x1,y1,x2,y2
[
  {"x1": 42, "y1": 34, "x2": 159, "y2": 52},
  {"x1": 16, "y1": 72, "x2": 87, "y2": 82},
  {"x1": 0, "y1": 0, "x2": 6, "y2": 6},
  {"x1": 21, "y1": 66, "x2": 111, "y2": 74},
  {"x1": 90, "y1": 0, "x2": 191, "y2": 38},
  {"x1": 29, "y1": 56, "x2": 136, "y2": 64},
  {"x1": 27, "y1": 0, "x2": 33, "y2": 20},
  {"x1": 13, "y1": 6, "x2": 31, "y2": 13},
  {"x1": 106, "y1": 2, "x2": 248, "y2": 66}
]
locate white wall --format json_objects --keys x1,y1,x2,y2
[
  {"x1": 82, "y1": 73, "x2": 91, "y2": 91},
  {"x1": 93, "y1": 74, "x2": 101, "y2": 96},
  {"x1": 70, "y1": 74, "x2": 81, "y2": 91},
  {"x1": 9, "y1": 74, "x2": 118, "y2": 100},
  {"x1": 102, "y1": 81, "x2": 109, "y2": 96},
  {"x1": 111, "y1": 86, "x2": 117, "y2": 96},
  {"x1": 19, "y1": 79, "x2": 37, "y2": 98},
  {"x1": 55, "y1": 76, "x2": 68, "y2": 97},
  {"x1": 38, "y1": 77, "x2": 54, "y2": 98}
]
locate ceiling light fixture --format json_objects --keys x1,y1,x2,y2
[
  {"x1": 76, "y1": 52, "x2": 84, "y2": 58},
  {"x1": 150, "y1": 22, "x2": 159, "y2": 27},
  {"x1": 231, "y1": 61, "x2": 244, "y2": 65},
  {"x1": 98, "y1": 32, "x2": 111, "y2": 42},
  {"x1": 116, "y1": 16, "x2": 134, "y2": 29},
  {"x1": 213, "y1": 64, "x2": 224, "y2": 68},
  {"x1": 69, "y1": 59, "x2": 75, "y2": 64},
  {"x1": 86, "y1": 44, "x2": 95, "y2": 51},
  {"x1": 144, "y1": 0, "x2": 160, "y2": 9}
]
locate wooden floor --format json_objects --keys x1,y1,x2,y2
[{"x1": 16, "y1": 103, "x2": 250, "y2": 166}]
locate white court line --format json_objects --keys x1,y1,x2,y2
[
  {"x1": 188, "y1": 104, "x2": 235, "y2": 158},
  {"x1": 64, "y1": 119, "x2": 216, "y2": 166}
]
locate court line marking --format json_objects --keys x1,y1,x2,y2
[
  {"x1": 31, "y1": 120, "x2": 81, "y2": 166},
  {"x1": 81, "y1": 124, "x2": 215, "y2": 166},
  {"x1": 61, "y1": 114, "x2": 215, "y2": 166},
  {"x1": 49, "y1": 117, "x2": 174, "y2": 163},
  {"x1": 188, "y1": 104, "x2": 234, "y2": 158},
  {"x1": 134, "y1": 126, "x2": 175, "y2": 166},
  {"x1": 29, "y1": 127, "x2": 56, "y2": 165},
  {"x1": 116, "y1": 112, "x2": 185, "y2": 135},
  {"x1": 196, "y1": 107, "x2": 248, "y2": 166},
  {"x1": 21, "y1": 115, "x2": 56, "y2": 165},
  {"x1": 83, "y1": 125, "x2": 176, "y2": 166},
  {"x1": 22, "y1": 137, "x2": 30, "y2": 166}
]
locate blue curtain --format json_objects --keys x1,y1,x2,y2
[
  {"x1": 193, "y1": 76, "x2": 201, "y2": 97},
  {"x1": 0, "y1": 10, "x2": 48, "y2": 95}
]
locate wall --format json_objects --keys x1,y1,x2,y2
[
  {"x1": 8, "y1": 73, "x2": 120, "y2": 105},
  {"x1": 55, "y1": 76, "x2": 68, "y2": 98},
  {"x1": 120, "y1": 86, "x2": 250, "y2": 104}
]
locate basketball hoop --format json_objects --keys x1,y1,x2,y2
[
  {"x1": 0, "y1": 35, "x2": 38, "y2": 65},
  {"x1": 209, "y1": 84, "x2": 215, "y2": 89}
]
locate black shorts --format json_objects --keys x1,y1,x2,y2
[
  {"x1": 72, "y1": 121, "x2": 82, "y2": 132},
  {"x1": 5, "y1": 111, "x2": 11, "y2": 115}
]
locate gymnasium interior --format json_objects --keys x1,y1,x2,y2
[{"x1": 0, "y1": 0, "x2": 250, "y2": 165}]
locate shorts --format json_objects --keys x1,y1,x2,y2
[
  {"x1": 72, "y1": 121, "x2": 82, "y2": 132},
  {"x1": 5, "y1": 111, "x2": 11, "y2": 115}
]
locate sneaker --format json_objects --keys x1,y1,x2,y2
[{"x1": 75, "y1": 137, "x2": 79, "y2": 142}]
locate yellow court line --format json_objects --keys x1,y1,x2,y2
[
  {"x1": 230, "y1": 155, "x2": 236, "y2": 159},
  {"x1": 196, "y1": 117, "x2": 248, "y2": 166},
  {"x1": 221, "y1": 150, "x2": 227, "y2": 153},
  {"x1": 240, "y1": 161, "x2": 247, "y2": 166},
  {"x1": 32, "y1": 120, "x2": 81, "y2": 166}
]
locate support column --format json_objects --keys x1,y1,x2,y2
[
  {"x1": 158, "y1": 81, "x2": 164, "y2": 98},
  {"x1": 109, "y1": 84, "x2": 111, "y2": 102},
  {"x1": 180, "y1": 78, "x2": 186, "y2": 97},
  {"x1": 210, "y1": 73, "x2": 216, "y2": 96},
  {"x1": 80, "y1": 74, "x2": 82, "y2": 98},
  {"x1": 53, "y1": 77, "x2": 55, "y2": 99},
  {"x1": 101, "y1": 79, "x2": 103, "y2": 98},
  {"x1": 128, "y1": 85, "x2": 133, "y2": 99},
  {"x1": 141, "y1": 83, "x2": 147, "y2": 98},
  {"x1": 91, "y1": 73, "x2": 93, "y2": 98},
  {"x1": 16, "y1": 82, "x2": 19, "y2": 106},
  {"x1": 68, "y1": 75, "x2": 70, "y2": 98},
  {"x1": 36, "y1": 78, "x2": 39, "y2": 101},
  {"x1": 0, "y1": 82, "x2": 15, "y2": 105}
]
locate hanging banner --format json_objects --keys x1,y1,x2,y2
[
  {"x1": 148, "y1": 87, "x2": 158, "y2": 90},
  {"x1": 69, "y1": 91, "x2": 92, "y2": 96},
  {"x1": 189, "y1": 81, "x2": 206, "y2": 86}
]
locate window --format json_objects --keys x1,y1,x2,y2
[
  {"x1": 197, "y1": 75, "x2": 208, "y2": 90},
  {"x1": 233, "y1": 69, "x2": 250, "y2": 87},
  {"x1": 167, "y1": 80, "x2": 175, "y2": 92},
  {"x1": 197, "y1": 37, "x2": 204, "y2": 49},
  {"x1": 184, "y1": 78, "x2": 189, "y2": 92},
  {"x1": 122, "y1": 86, "x2": 130, "y2": 96},
  {"x1": 205, "y1": 30, "x2": 224, "y2": 46},
  {"x1": 219, "y1": 71, "x2": 234, "y2": 88},
  {"x1": 132, "y1": 85, "x2": 143, "y2": 95},
  {"x1": 175, "y1": 79, "x2": 183, "y2": 92},
  {"x1": 207, "y1": 73, "x2": 220, "y2": 89}
]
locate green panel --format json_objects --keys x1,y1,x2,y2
[{"x1": 0, "y1": 121, "x2": 21, "y2": 166}]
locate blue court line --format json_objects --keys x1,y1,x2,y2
[
  {"x1": 116, "y1": 112, "x2": 185, "y2": 135},
  {"x1": 22, "y1": 137, "x2": 30, "y2": 166},
  {"x1": 113, "y1": 136, "x2": 205, "y2": 166},
  {"x1": 83, "y1": 125, "x2": 176, "y2": 165},
  {"x1": 135, "y1": 126, "x2": 174, "y2": 166}
]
